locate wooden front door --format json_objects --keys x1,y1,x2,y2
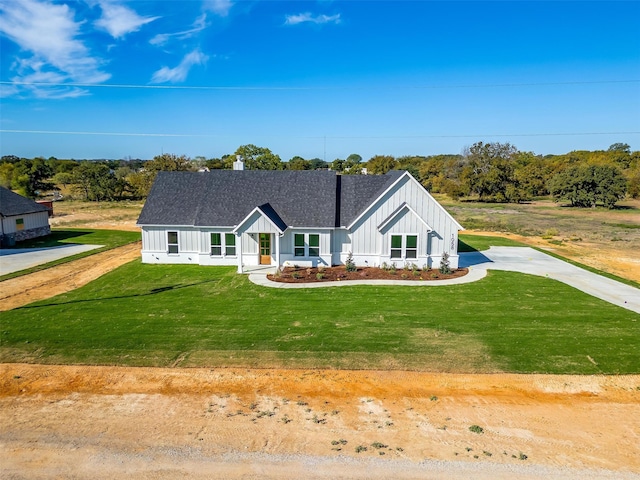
[{"x1": 259, "y1": 233, "x2": 271, "y2": 265}]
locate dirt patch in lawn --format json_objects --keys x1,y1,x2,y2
[
  {"x1": 268, "y1": 265, "x2": 469, "y2": 283},
  {"x1": 0, "y1": 241, "x2": 141, "y2": 311},
  {"x1": 1, "y1": 364, "x2": 639, "y2": 479}
]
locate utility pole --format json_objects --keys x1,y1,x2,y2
[{"x1": 323, "y1": 136, "x2": 326, "y2": 162}]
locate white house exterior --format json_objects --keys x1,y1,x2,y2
[
  {"x1": 137, "y1": 167, "x2": 463, "y2": 273},
  {"x1": 0, "y1": 187, "x2": 51, "y2": 247}
]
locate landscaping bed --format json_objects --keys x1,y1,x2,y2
[{"x1": 268, "y1": 265, "x2": 469, "y2": 283}]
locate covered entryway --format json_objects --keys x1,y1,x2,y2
[{"x1": 259, "y1": 233, "x2": 271, "y2": 265}]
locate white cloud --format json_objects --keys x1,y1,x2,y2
[
  {"x1": 95, "y1": 0, "x2": 159, "y2": 39},
  {"x1": 151, "y1": 49, "x2": 208, "y2": 83},
  {"x1": 0, "y1": 0, "x2": 110, "y2": 98},
  {"x1": 203, "y1": 0, "x2": 233, "y2": 17},
  {"x1": 285, "y1": 12, "x2": 341, "y2": 26},
  {"x1": 150, "y1": 13, "x2": 209, "y2": 47}
]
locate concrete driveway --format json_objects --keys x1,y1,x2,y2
[
  {"x1": 460, "y1": 247, "x2": 640, "y2": 315},
  {"x1": 0, "y1": 244, "x2": 102, "y2": 275}
]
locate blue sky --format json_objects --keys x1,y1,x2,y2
[{"x1": 1, "y1": 0, "x2": 639, "y2": 161}]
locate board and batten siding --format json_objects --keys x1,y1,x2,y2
[
  {"x1": 141, "y1": 226, "x2": 199, "y2": 264},
  {"x1": 1, "y1": 211, "x2": 49, "y2": 235},
  {"x1": 197, "y1": 228, "x2": 238, "y2": 266},
  {"x1": 348, "y1": 175, "x2": 461, "y2": 268},
  {"x1": 279, "y1": 229, "x2": 332, "y2": 266},
  {"x1": 237, "y1": 210, "x2": 281, "y2": 235}
]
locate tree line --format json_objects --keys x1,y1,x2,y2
[{"x1": 1, "y1": 142, "x2": 638, "y2": 208}]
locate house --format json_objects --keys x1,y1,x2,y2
[
  {"x1": 137, "y1": 162, "x2": 463, "y2": 272},
  {"x1": 0, "y1": 186, "x2": 51, "y2": 247}
]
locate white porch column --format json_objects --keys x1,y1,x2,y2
[
  {"x1": 275, "y1": 233, "x2": 280, "y2": 268},
  {"x1": 237, "y1": 232, "x2": 243, "y2": 273}
]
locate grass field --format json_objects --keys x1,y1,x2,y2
[
  {"x1": 0, "y1": 229, "x2": 140, "y2": 282},
  {"x1": 1, "y1": 254, "x2": 638, "y2": 374}
]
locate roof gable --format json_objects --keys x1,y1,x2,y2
[
  {"x1": 377, "y1": 202, "x2": 433, "y2": 232},
  {"x1": 0, "y1": 187, "x2": 50, "y2": 217}
]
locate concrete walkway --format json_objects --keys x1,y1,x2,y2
[
  {"x1": 249, "y1": 247, "x2": 640, "y2": 315},
  {"x1": 0, "y1": 244, "x2": 103, "y2": 275}
]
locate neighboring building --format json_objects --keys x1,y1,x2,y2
[
  {"x1": 0, "y1": 187, "x2": 51, "y2": 246},
  {"x1": 137, "y1": 163, "x2": 463, "y2": 273}
]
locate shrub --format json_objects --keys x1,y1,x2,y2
[
  {"x1": 316, "y1": 273, "x2": 324, "y2": 280},
  {"x1": 439, "y1": 252, "x2": 452, "y2": 274},
  {"x1": 292, "y1": 272, "x2": 300, "y2": 279},
  {"x1": 355, "y1": 445, "x2": 367, "y2": 453},
  {"x1": 345, "y1": 251, "x2": 357, "y2": 272},
  {"x1": 469, "y1": 425, "x2": 484, "y2": 434}
]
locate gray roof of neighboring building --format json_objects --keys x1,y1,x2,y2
[
  {"x1": 137, "y1": 170, "x2": 406, "y2": 229},
  {"x1": 0, "y1": 187, "x2": 50, "y2": 217}
]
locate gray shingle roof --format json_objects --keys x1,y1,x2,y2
[
  {"x1": 0, "y1": 187, "x2": 50, "y2": 217},
  {"x1": 137, "y1": 170, "x2": 404, "y2": 229}
]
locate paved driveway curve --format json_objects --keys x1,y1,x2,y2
[
  {"x1": 0, "y1": 244, "x2": 102, "y2": 275},
  {"x1": 250, "y1": 247, "x2": 640, "y2": 315}
]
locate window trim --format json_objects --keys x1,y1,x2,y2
[
  {"x1": 389, "y1": 234, "x2": 418, "y2": 260},
  {"x1": 293, "y1": 232, "x2": 321, "y2": 257},
  {"x1": 210, "y1": 232, "x2": 237, "y2": 257},
  {"x1": 167, "y1": 231, "x2": 179, "y2": 254},
  {"x1": 16, "y1": 218, "x2": 24, "y2": 231}
]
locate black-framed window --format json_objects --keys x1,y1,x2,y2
[
  {"x1": 294, "y1": 233, "x2": 320, "y2": 257},
  {"x1": 390, "y1": 234, "x2": 418, "y2": 260},
  {"x1": 211, "y1": 232, "x2": 236, "y2": 256},
  {"x1": 225, "y1": 233, "x2": 236, "y2": 256},
  {"x1": 167, "y1": 231, "x2": 179, "y2": 254}
]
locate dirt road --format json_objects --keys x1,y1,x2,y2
[
  {"x1": 0, "y1": 241, "x2": 141, "y2": 311},
  {"x1": 1, "y1": 364, "x2": 638, "y2": 479}
]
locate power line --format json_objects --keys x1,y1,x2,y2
[
  {"x1": 1, "y1": 80, "x2": 639, "y2": 91},
  {"x1": 1, "y1": 129, "x2": 638, "y2": 139}
]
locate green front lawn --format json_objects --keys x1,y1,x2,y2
[{"x1": 1, "y1": 261, "x2": 638, "y2": 374}]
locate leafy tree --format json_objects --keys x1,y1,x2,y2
[
  {"x1": 460, "y1": 142, "x2": 522, "y2": 202},
  {"x1": 548, "y1": 164, "x2": 627, "y2": 208},
  {"x1": 205, "y1": 157, "x2": 225, "y2": 170},
  {"x1": 71, "y1": 162, "x2": 123, "y2": 201},
  {"x1": 342, "y1": 153, "x2": 364, "y2": 174},
  {"x1": 308, "y1": 158, "x2": 328, "y2": 170},
  {"x1": 288, "y1": 156, "x2": 311, "y2": 170},
  {"x1": 52, "y1": 171, "x2": 74, "y2": 189},
  {"x1": 513, "y1": 153, "x2": 552, "y2": 198},
  {"x1": 1, "y1": 155, "x2": 21, "y2": 164},
  {"x1": 626, "y1": 165, "x2": 640, "y2": 199},
  {"x1": 145, "y1": 153, "x2": 192, "y2": 172},
  {"x1": 331, "y1": 158, "x2": 345, "y2": 172},
  {"x1": 367, "y1": 155, "x2": 397, "y2": 174},
  {"x1": 128, "y1": 153, "x2": 193, "y2": 197},
  {"x1": 0, "y1": 162, "x2": 15, "y2": 188},
  {"x1": 608, "y1": 143, "x2": 631, "y2": 153},
  {"x1": 234, "y1": 144, "x2": 282, "y2": 170},
  {"x1": 12, "y1": 158, "x2": 54, "y2": 197},
  {"x1": 593, "y1": 165, "x2": 627, "y2": 208}
]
